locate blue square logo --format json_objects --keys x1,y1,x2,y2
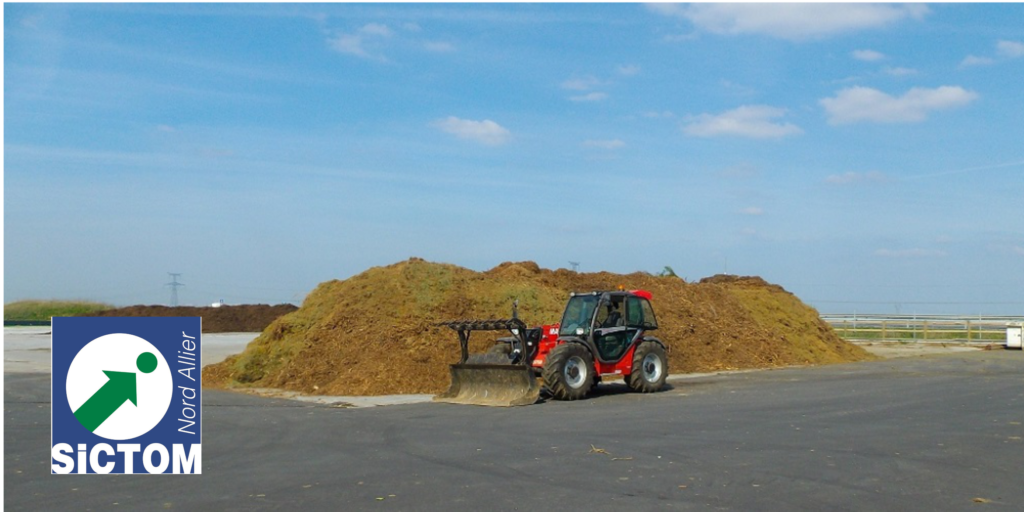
[{"x1": 51, "y1": 317, "x2": 202, "y2": 474}]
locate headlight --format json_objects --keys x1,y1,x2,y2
[
  {"x1": 576, "y1": 327, "x2": 585, "y2": 336},
  {"x1": 511, "y1": 328, "x2": 519, "y2": 335}
]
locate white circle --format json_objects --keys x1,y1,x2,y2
[{"x1": 66, "y1": 333, "x2": 173, "y2": 440}]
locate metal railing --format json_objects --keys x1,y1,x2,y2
[{"x1": 821, "y1": 314, "x2": 1021, "y2": 344}]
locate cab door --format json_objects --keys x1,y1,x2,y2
[{"x1": 593, "y1": 295, "x2": 631, "y2": 362}]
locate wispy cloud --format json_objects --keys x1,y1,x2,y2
[
  {"x1": 1013, "y1": 246, "x2": 1024, "y2": 256},
  {"x1": 905, "y1": 159, "x2": 1024, "y2": 181},
  {"x1": 719, "y1": 163, "x2": 759, "y2": 179},
  {"x1": 883, "y1": 66, "x2": 917, "y2": 77},
  {"x1": 20, "y1": 15, "x2": 44, "y2": 29},
  {"x1": 720, "y1": 79, "x2": 757, "y2": 97},
  {"x1": 359, "y1": 23, "x2": 393, "y2": 37},
  {"x1": 327, "y1": 23, "x2": 396, "y2": 60},
  {"x1": 875, "y1": 248, "x2": 946, "y2": 258},
  {"x1": 648, "y1": 4, "x2": 928, "y2": 41},
  {"x1": 825, "y1": 171, "x2": 888, "y2": 185},
  {"x1": 328, "y1": 33, "x2": 370, "y2": 58},
  {"x1": 642, "y1": 110, "x2": 676, "y2": 119},
  {"x1": 561, "y1": 76, "x2": 601, "y2": 91},
  {"x1": 852, "y1": 49, "x2": 885, "y2": 62},
  {"x1": 569, "y1": 92, "x2": 608, "y2": 102},
  {"x1": 424, "y1": 41, "x2": 455, "y2": 53},
  {"x1": 820, "y1": 86, "x2": 978, "y2": 125},
  {"x1": 432, "y1": 116, "x2": 511, "y2": 146},
  {"x1": 617, "y1": 64, "x2": 641, "y2": 76},
  {"x1": 960, "y1": 55, "x2": 994, "y2": 68},
  {"x1": 683, "y1": 105, "x2": 802, "y2": 139},
  {"x1": 582, "y1": 139, "x2": 625, "y2": 150},
  {"x1": 997, "y1": 40, "x2": 1024, "y2": 58},
  {"x1": 739, "y1": 206, "x2": 764, "y2": 216},
  {"x1": 959, "y1": 40, "x2": 1024, "y2": 69}
]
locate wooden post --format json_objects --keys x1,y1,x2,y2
[
  {"x1": 923, "y1": 321, "x2": 929, "y2": 341},
  {"x1": 882, "y1": 320, "x2": 888, "y2": 342},
  {"x1": 966, "y1": 320, "x2": 971, "y2": 342}
]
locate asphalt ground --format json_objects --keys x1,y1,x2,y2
[{"x1": 6, "y1": 349, "x2": 1023, "y2": 511}]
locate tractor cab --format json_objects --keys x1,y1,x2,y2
[{"x1": 558, "y1": 290, "x2": 658, "y2": 362}]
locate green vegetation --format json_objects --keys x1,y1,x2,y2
[
  {"x1": 4, "y1": 300, "x2": 114, "y2": 322},
  {"x1": 657, "y1": 266, "x2": 680, "y2": 278}
]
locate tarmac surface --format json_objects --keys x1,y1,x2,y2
[{"x1": 5, "y1": 341, "x2": 1023, "y2": 511}]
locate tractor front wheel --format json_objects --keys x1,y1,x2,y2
[
  {"x1": 626, "y1": 341, "x2": 668, "y2": 393},
  {"x1": 543, "y1": 343, "x2": 595, "y2": 400}
]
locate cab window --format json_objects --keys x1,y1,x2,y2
[{"x1": 626, "y1": 296, "x2": 658, "y2": 330}]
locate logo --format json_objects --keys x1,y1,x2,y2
[{"x1": 51, "y1": 317, "x2": 202, "y2": 474}]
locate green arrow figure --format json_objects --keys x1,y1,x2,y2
[
  {"x1": 73, "y1": 370, "x2": 138, "y2": 432},
  {"x1": 72, "y1": 352, "x2": 157, "y2": 432}
]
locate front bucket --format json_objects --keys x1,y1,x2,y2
[{"x1": 434, "y1": 364, "x2": 541, "y2": 407}]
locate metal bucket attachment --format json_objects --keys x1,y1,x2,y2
[{"x1": 434, "y1": 364, "x2": 540, "y2": 407}]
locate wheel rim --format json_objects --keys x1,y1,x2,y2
[
  {"x1": 564, "y1": 355, "x2": 588, "y2": 388},
  {"x1": 642, "y1": 353, "x2": 663, "y2": 382}
]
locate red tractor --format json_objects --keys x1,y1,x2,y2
[{"x1": 435, "y1": 289, "x2": 668, "y2": 406}]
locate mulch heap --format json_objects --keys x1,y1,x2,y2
[
  {"x1": 87, "y1": 304, "x2": 297, "y2": 333},
  {"x1": 203, "y1": 258, "x2": 874, "y2": 396}
]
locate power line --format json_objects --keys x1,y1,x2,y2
[{"x1": 165, "y1": 273, "x2": 184, "y2": 307}]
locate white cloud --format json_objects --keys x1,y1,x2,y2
[
  {"x1": 719, "y1": 163, "x2": 759, "y2": 179},
  {"x1": 825, "y1": 171, "x2": 888, "y2": 185},
  {"x1": 21, "y1": 15, "x2": 43, "y2": 29},
  {"x1": 569, "y1": 92, "x2": 608, "y2": 102},
  {"x1": 721, "y1": 79, "x2": 757, "y2": 96},
  {"x1": 432, "y1": 117, "x2": 511, "y2": 146},
  {"x1": 328, "y1": 33, "x2": 370, "y2": 58},
  {"x1": 561, "y1": 76, "x2": 601, "y2": 91},
  {"x1": 662, "y1": 32, "x2": 698, "y2": 43},
  {"x1": 883, "y1": 66, "x2": 917, "y2": 77},
  {"x1": 424, "y1": 41, "x2": 455, "y2": 53},
  {"x1": 739, "y1": 207, "x2": 764, "y2": 216},
  {"x1": 875, "y1": 248, "x2": 946, "y2": 258},
  {"x1": 643, "y1": 110, "x2": 676, "y2": 119},
  {"x1": 582, "y1": 139, "x2": 625, "y2": 150},
  {"x1": 683, "y1": 105, "x2": 802, "y2": 139},
  {"x1": 617, "y1": 64, "x2": 641, "y2": 76},
  {"x1": 960, "y1": 55, "x2": 995, "y2": 68},
  {"x1": 997, "y1": 40, "x2": 1024, "y2": 58},
  {"x1": 359, "y1": 23, "x2": 393, "y2": 37},
  {"x1": 820, "y1": 86, "x2": 978, "y2": 125},
  {"x1": 328, "y1": 23, "x2": 394, "y2": 60},
  {"x1": 852, "y1": 49, "x2": 885, "y2": 62},
  {"x1": 649, "y1": 4, "x2": 928, "y2": 41}
]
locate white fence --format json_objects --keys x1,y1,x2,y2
[{"x1": 821, "y1": 314, "x2": 1021, "y2": 344}]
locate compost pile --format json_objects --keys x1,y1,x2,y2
[
  {"x1": 87, "y1": 304, "x2": 297, "y2": 333},
  {"x1": 204, "y1": 258, "x2": 872, "y2": 395}
]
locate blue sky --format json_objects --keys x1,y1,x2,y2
[{"x1": 4, "y1": 3, "x2": 1024, "y2": 314}]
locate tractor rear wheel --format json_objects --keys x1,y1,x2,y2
[
  {"x1": 543, "y1": 343, "x2": 595, "y2": 400},
  {"x1": 626, "y1": 341, "x2": 668, "y2": 393}
]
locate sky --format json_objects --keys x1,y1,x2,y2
[{"x1": 4, "y1": 3, "x2": 1024, "y2": 315}]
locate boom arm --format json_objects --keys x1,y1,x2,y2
[{"x1": 436, "y1": 318, "x2": 529, "y2": 364}]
